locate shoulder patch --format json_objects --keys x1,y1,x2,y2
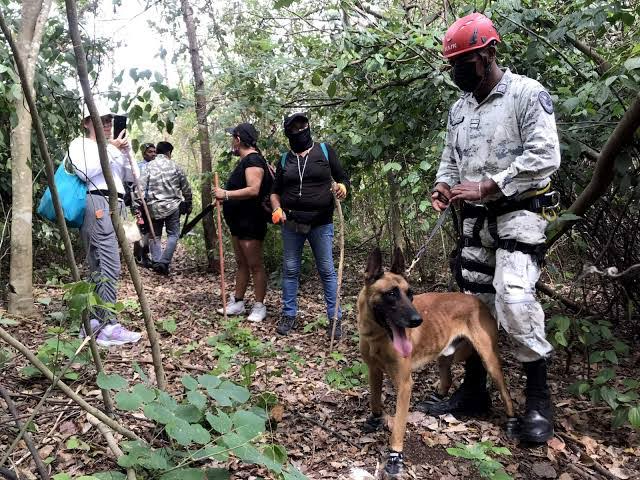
[{"x1": 538, "y1": 91, "x2": 554, "y2": 114}]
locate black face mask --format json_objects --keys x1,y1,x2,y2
[
  {"x1": 286, "y1": 127, "x2": 313, "y2": 153},
  {"x1": 452, "y1": 59, "x2": 484, "y2": 92}
]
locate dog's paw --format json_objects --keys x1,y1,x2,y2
[
  {"x1": 362, "y1": 414, "x2": 384, "y2": 433},
  {"x1": 383, "y1": 451, "x2": 404, "y2": 478}
]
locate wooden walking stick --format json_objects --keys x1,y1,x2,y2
[
  {"x1": 329, "y1": 183, "x2": 345, "y2": 354},
  {"x1": 214, "y1": 173, "x2": 227, "y2": 321}
]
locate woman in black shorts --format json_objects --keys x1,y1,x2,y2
[{"x1": 214, "y1": 123, "x2": 271, "y2": 322}]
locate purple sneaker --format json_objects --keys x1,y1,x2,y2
[
  {"x1": 96, "y1": 323, "x2": 142, "y2": 347},
  {"x1": 79, "y1": 319, "x2": 101, "y2": 339}
]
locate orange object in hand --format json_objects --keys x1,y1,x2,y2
[{"x1": 272, "y1": 207, "x2": 284, "y2": 225}]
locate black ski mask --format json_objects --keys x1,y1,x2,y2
[
  {"x1": 452, "y1": 52, "x2": 491, "y2": 93},
  {"x1": 286, "y1": 127, "x2": 313, "y2": 153}
]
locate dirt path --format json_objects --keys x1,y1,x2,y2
[{"x1": 1, "y1": 245, "x2": 639, "y2": 479}]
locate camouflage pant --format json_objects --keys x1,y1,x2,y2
[{"x1": 460, "y1": 209, "x2": 553, "y2": 362}]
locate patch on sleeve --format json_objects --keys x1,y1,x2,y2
[{"x1": 538, "y1": 91, "x2": 554, "y2": 114}]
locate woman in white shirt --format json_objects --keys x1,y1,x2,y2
[{"x1": 70, "y1": 100, "x2": 142, "y2": 347}]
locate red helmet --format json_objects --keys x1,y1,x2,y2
[{"x1": 443, "y1": 12, "x2": 501, "y2": 59}]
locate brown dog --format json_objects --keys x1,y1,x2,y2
[{"x1": 357, "y1": 248, "x2": 515, "y2": 477}]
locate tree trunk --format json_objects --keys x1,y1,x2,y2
[
  {"x1": 7, "y1": 0, "x2": 52, "y2": 314},
  {"x1": 386, "y1": 170, "x2": 406, "y2": 252},
  {"x1": 180, "y1": 0, "x2": 218, "y2": 271}
]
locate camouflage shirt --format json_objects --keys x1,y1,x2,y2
[
  {"x1": 140, "y1": 154, "x2": 192, "y2": 219},
  {"x1": 435, "y1": 69, "x2": 561, "y2": 200}
]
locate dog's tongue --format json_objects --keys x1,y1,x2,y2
[{"x1": 389, "y1": 324, "x2": 412, "y2": 358}]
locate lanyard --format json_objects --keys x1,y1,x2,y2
[{"x1": 295, "y1": 143, "x2": 314, "y2": 197}]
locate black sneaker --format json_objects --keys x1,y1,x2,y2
[
  {"x1": 152, "y1": 262, "x2": 169, "y2": 275},
  {"x1": 326, "y1": 318, "x2": 342, "y2": 340},
  {"x1": 276, "y1": 315, "x2": 297, "y2": 335}
]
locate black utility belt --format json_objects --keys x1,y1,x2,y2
[
  {"x1": 462, "y1": 190, "x2": 560, "y2": 219},
  {"x1": 88, "y1": 190, "x2": 124, "y2": 200}
]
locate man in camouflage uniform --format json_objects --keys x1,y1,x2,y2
[
  {"x1": 420, "y1": 13, "x2": 560, "y2": 444},
  {"x1": 140, "y1": 141, "x2": 192, "y2": 275}
]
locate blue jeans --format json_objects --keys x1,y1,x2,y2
[
  {"x1": 281, "y1": 223, "x2": 341, "y2": 320},
  {"x1": 150, "y1": 209, "x2": 181, "y2": 266}
]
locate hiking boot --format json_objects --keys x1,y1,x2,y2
[
  {"x1": 416, "y1": 352, "x2": 490, "y2": 417},
  {"x1": 276, "y1": 315, "x2": 298, "y2": 335},
  {"x1": 326, "y1": 317, "x2": 342, "y2": 340},
  {"x1": 217, "y1": 295, "x2": 246, "y2": 316},
  {"x1": 247, "y1": 302, "x2": 267, "y2": 322},
  {"x1": 152, "y1": 262, "x2": 169, "y2": 275},
  {"x1": 518, "y1": 359, "x2": 554, "y2": 443},
  {"x1": 96, "y1": 323, "x2": 142, "y2": 347},
  {"x1": 79, "y1": 318, "x2": 101, "y2": 339}
]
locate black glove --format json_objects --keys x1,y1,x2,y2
[{"x1": 179, "y1": 201, "x2": 192, "y2": 215}]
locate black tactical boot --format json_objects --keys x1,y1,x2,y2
[
  {"x1": 416, "y1": 352, "x2": 490, "y2": 416},
  {"x1": 519, "y1": 358, "x2": 554, "y2": 443}
]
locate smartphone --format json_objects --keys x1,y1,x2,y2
[{"x1": 113, "y1": 115, "x2": 127, "y2": 139}]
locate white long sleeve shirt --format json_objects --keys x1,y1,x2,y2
[
  {"x1": 435, "y1": 69, "x2": 561, "y2": 201},
  {"x1": 67, "y1": 137, "x2": 138, "y2": 194}
]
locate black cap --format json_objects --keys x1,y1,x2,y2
[
  {"x1": 283, "y1": 112, "x2": 309, "y2": 132},
  {"x1": 225, "y1": 123, "x2": 259, "y2": 147}
]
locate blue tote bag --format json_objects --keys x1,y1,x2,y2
[{"x1": 37, "y1": 156, "x2": 86, "y2": 228}]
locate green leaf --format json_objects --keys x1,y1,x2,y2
[
  {"x1": 97, "y1": 372, "x2": 128, "y2": 391},
  {"x1": 205, "y1": 469, "x2": 230, "y2": 480},
  {"x1": 143, "y1": 402, "x2": 175, "y2": 424},
  {"x1": 93, "y1": 473, "x2": 127, "y2": 480},
  {"x1": 198, "y1": 374, "x2": 221, "y2": 390},
  {"x1": 274, "y1": 0, "x2": 295, "y2": 8},
  {"x1": 263, "y1": 444, "x2": 288, "y2": 464},
  {"x1": 187, "y1": 390, "x2": 207, "y2": 410},
  {"x1": 189, "y1": 423, "x2": 212, "y2": 445},
  {"x1": 160, "y1": 468, "x2": 205, "y2": 480},
  {"x1": 219, "y1": 381, "x2": 250, "y2": 404},
  {"x1": 161, "y1": 317, "x2": 177, "y2": 334},
  {"x1": 554, "y1": 331, "x2": 568, "y2": 347},
  {"x1": 66, "y1": 436, "x2": 90, "y2": 450},
  {"x1": 612, "y1": 407, "x2": 628, "y2": 428},
  {"x1": 192, "y1": 445, "x2": 229, "y2": 462},
  {"x1": 166, "y1": 418, "x2": 194, "y2": 446},
  {"x1": 604, "y1": 350, "x2": 618, "y2": 364},
  {"x1": 232, "y1": 410, "x2": 265, "y2": 441},
  {"x1": 623, "y1": 57, "x2": 640, "y2": 70},
  {"x1": 628, "y1": 406, "x2": 640, "y2": 428},
  {"x1": 115, "y1": 391, "x2": 142, "y2": 411},
  {"x1": 557, "y1": 212, "x2": 582, "y2": 222},
  {"x1": 132, "y1": 383, "x2": 156, "y2": 403},
  {"x1": 600, "y1": 386, "x2": 618, "y2": 410},
  {"x1": 182, "y1": 375, "x2": 199, "y2": 391},
  {"x1": 311, "y1": 72, "x2": 323, "y2": 86},
  {"x1": 175, "y1": 403, "x2": 203, "y2": 423},
  {"x1": 207, "y1": 410, "x2": 233, "y2": 434},
  {"x1": 327, "y1": 81, "x2": 337, "y2": 98}
]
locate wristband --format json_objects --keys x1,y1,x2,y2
[{"x1": 224, "y1": 190, "x2": 229, "y2": 202}]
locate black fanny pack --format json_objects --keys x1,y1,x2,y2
[{"x1": 284, "y1": 210, "x2": 320, "y2": 234}]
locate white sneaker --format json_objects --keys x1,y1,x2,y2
[
  {"x1": 247, "y1": 303, "x2": 267, "y2": 322},
  {"x1": 217, "y1": 296, "x2": 245, "y2": 315},
  {"x1": 95, "y1": 323, "x2": 142, "y2": 347}
]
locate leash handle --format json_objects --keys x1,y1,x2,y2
[{"x1": 214, "y1": 173, "x2": 227, "y2": 321}]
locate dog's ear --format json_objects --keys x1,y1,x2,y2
[
  {"x1": 365, "y1": 248, "x2": 384, "y2": 285},
  {"x1": 390, "y1": 247, "x2": 406, "y2": 275}
]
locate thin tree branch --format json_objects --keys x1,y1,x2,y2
[
  {"x1": 0, "y1": 386, "x2": 50, "y2": 480},
  {"x1": 86, "y1": 414, "x2": 137, "y2": 480}
]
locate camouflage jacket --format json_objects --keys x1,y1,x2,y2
[
  {"x1": 435, "y1": 69, "x2": 561, "y2": 201},
  {"x1": 140, "y1": 154, "x2": 192, "y2": 219}
]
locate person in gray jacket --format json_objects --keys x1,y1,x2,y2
[
  {"x1": 139, "y1": 141, "x2": 192, "y2": 275},
  {"x1": 421, "y1": 13, "x2": 561, "y2": 444}
]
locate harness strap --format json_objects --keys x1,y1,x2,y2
[{"x1": 460, "y1": 257, "x2": 495, "y2": 276}]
